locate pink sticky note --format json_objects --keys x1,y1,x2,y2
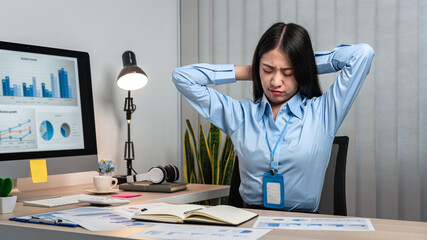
[{"x1": 111, "y1": 193, "x2": 142, "y2": 198}]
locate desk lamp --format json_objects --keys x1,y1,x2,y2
[{"x1": 116, "y1": 51, "x2": 148, "y2": 183}]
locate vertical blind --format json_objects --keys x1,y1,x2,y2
[{"x1": 179, "y1": 0, "x2": 427, "y2": 221}]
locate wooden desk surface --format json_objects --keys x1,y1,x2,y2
[
  {"x1": 241, "y1": 210, "x2": 427, "y2": 240},
  {"x1": 1, "y1": 183, "x2": 229, "y2": 219},
  {"x1": 1, "y1": 183, "x2": 427, "y2": 240}
]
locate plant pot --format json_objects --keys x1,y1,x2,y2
[{"x1": 0, "y1": 195, "x2": 17, "y2": 214}]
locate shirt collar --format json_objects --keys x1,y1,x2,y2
[
  {"x1": 256, "y1": 95, "x2": 269, "y2": 121},
  {"x1": 287, "y1": 91, "x2": 303, "y2": 119},
  {"x1": 256, "y1": 92, "x2": 303, "y2": 121}
]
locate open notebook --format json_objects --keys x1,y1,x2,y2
[{"x1": 132, "y1": 204, "x2": 258, "y2": 226}]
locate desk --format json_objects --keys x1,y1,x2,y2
[{"x1": 1, "y1": 184, "x2": 427, "y2": 240}]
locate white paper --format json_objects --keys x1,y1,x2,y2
[
  {"x1": 266, "y1": 182, "x2": 281, "y2": 204},
  {"x1": 253, "y1": 216, "x2": 375, "y2": 231},
  {"x1": 54, "y1": 203, "x2": 165, "y2": 231},
  {"x1": 129, "y1": 224, "x2": 271, "y2": 240},
  {"x1": 111, "y1": 202, "x2": 166, "y2": 219}
]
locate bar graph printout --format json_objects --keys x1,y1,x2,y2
[
  {"x1": 129, "y1": 224, "x2": 271, "y2": 240},
  {"x1": 51, "y1": 206, "x2": 155, "y2": 232},
  {"x1": 253, "y1": 216, "x2": 375, "y2": 231},
  {"x1": 54, "y1": 203, "x2": 164, "y2": 231}
]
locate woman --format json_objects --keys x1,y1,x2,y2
[{"x1": 172, "y1": 22, "x2": 374, "y2": 213}]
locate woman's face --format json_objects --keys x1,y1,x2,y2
[{"x1": 259, "y1": 48, "x2": 298, "y2": 108}]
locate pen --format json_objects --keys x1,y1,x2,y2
[
  {"x1": 129, "y1": 207, "x2": 148, "y2": 212},
  {"x1": 183, "y1": 208, "x2": 204, "y2": 215},
  {"x1": 28, "y1": 216, "x2": 62, "y2": 225}
]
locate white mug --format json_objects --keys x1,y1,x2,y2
[{"x1": 93, "y1": 175, "x2": 118, "y2": 192}]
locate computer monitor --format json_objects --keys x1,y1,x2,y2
[{"x1": 0, "y1": 41, "x2": 98, "y2": 179}]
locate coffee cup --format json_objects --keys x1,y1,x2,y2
[{"x1": 93, "y1": 175, "x2": 118, "y2": 192}]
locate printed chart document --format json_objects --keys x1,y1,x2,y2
[
  {"x1": 10, "y1": 207, "x2": 81, "y2": 227},
  {"x1": 55, "y1": 204, "x2": 163, "y2": 231},
  {"x1": 112, "y1": 203, "x2": 166, "y2": 219},
  {"x1": 132, "y1": 203, "x2": 258, "y2": 226},
  {"x1": 129, "y1": 224, "x2": 271, "y2": 240},
  {"x1": 253, "y1": 216, "x2": 375, "y2": 231}
]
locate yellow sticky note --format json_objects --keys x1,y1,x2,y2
[{"x1": 30, "y1": 159, "x2": 48, "y2": 183}]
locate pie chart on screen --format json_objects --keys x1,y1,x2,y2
[
  {"x1": 61, "y1": 123, "x2": 70, "y2": 138},
  {"x1": 40, "y1": 120, "x2": 54, "y2": 141}
]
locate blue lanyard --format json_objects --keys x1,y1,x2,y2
[{"x1": 262, "y1": 114, "x2": 293, "y2": 174}]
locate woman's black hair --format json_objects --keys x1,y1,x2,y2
[{"x1": 252, "y1": 22, "x2": 322, "y2": 101}]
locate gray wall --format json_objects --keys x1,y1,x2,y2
[{"x1": 0, "y1": 0, "x2": 181, "y2": 175}]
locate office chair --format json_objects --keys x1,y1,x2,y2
[
  {"x1": 317, "y1": 136, "x2": 349, "y2": 216},
  {"x1": 228, "y1": 156, "x2": 244, "y2": 208},
  {"x1": 228, "y1": 136, "x2": 349, "y2": 216}
]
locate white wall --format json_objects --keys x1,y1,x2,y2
[{"x1": 0, "y1": 0, "x2": 180, "y2": 178}]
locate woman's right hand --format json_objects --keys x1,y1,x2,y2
[{"x1": 235, "y1": 65, "x2": 252, "y2": 81}]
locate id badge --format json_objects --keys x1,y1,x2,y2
[{"x1": 263, "y1": 172, "x2": 285, "y2": 209}]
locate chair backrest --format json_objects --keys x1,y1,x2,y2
[
  {"x1": 228, "y1": 155, "x2": 244, "y2": 208},
  {"x1": 317, "y1": 136, "x2": 349, "y2": 216},
  {"x1": 228, "y1": 136, "x2": 349, "y2": 215}
]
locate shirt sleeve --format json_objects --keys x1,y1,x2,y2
[
  {"x1": 172, "y1": 63, "x2": 244, "y2": 135},
  {"x1": 314, "y1": 44, "x2": 375, "y2": 135}
]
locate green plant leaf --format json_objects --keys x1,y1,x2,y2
[
  {"x1": 189, "y1": 171, "x2": 197, "y2": 184},
  {"x1": 186, "y1": 119, "x2": 198, "y2": 158},
  {"x1": 221, "y1": 196, "x2": 229, "y2": 205},
  {"x1": 219, "y1": 135, "x2": 233, "y2": 183},
  {"x1": 208, "y1": 123, "x2": 221, "y2": 184},
  {"x1": 183, "y1": 130, "x2": 197, "y2": 183},
  {"x1": 0, "y1": 177, "x2": 13, "y2": 197},
  {"x1": 183, "y1": 119, "x2": 235, "y2": 187},
  {"x1": 198, "y1": 124, "x2": 213, "y2": 184},
  {"x1": 221, "y1": 148, "x2": 235, "y2": 185}
]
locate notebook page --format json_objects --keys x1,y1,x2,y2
[{"x1": 188, "y1": 205, "x2": 257, "y2": 225}]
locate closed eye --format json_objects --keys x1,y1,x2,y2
[{"x1": 282, "y1": 69, "x2": 294, "y2": 77}]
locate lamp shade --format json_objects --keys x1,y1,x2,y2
[{"x1": 117, "y1": 51, "x2": 148, "y2": 91}]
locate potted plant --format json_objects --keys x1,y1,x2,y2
[
  {"x1": 97, "y1": 159, "x2": 117, "y2": 176},
  {"x1": 183, "y1": 119, "x2": 235, "y2": 204},
  {"x1": 0, "y1": 177, "x2": 17, "y2": 214}
]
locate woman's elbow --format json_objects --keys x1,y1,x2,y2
[
  {"x1": 357, "y1": 43, "x2": 375, "y2": 59},
  {"x1": 172, "y1": 68, "x2": 183, "y2": 85}
]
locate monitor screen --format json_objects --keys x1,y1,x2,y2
[{"x1": 0, "y1": 41, "x2": 97, "y2": 179}]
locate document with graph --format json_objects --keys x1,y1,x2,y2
[{"x1": 253, "y1": 216, "x2": 375, "y2": 231}]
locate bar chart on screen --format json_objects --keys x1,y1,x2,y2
[
  {"x1": 1, "y1": 68, "x2": 75, "y2": 98},
  {"x1": 0, "y1": 49, "x2": 79, "y2": 106}
]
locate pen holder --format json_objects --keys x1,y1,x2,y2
[{"x1": 0, "y1": 195, "x2": 17, "y2": 214}]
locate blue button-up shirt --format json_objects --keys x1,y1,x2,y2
[{"x1": 172, "y1": 44, "x2": 374, "y2": 212}]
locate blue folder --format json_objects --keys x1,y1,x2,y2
[{"x1": 10, "y1": 211, "x2": 79, "y2": 227}]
